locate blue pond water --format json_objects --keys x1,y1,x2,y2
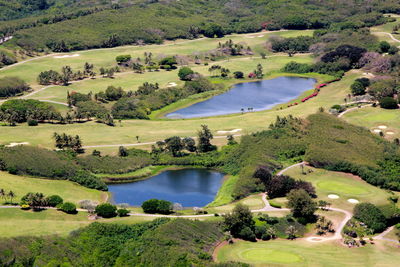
[
  {"x1": 108, "y1": 169, "x2": 224, "y2": 207},
  {"x1": 166, "y1": 76, "x2": 316, "y2": 118}
]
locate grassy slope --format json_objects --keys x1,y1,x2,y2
[
  {"x1": 216, "y1": 239, "x2": 400, "y2": 267},
  {"x1": 0, "y1": 171, "x2": 105, "y2": 204}
]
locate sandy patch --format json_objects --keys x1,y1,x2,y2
[
  {"x1": 5, "y1": 142, "x2": 29, "y2": 147},
  {"x1": 246, "y1": 36, "x2": 255, "y2": 39},
  {"x1": 328, "y1": 194, "x2": 339, "y2": 199},
  {"x1": 347, "y1": 199, "x2": 359, "y2": 204},
  {"x1": 257, "y1": 35, "x2": 264, "y2": 38},
  {"x1": 378, "y1": 125, "x2": 387, "y2": 129},
  {"x1": 386, "y1": 131, "x2": 395, "y2": 135},
  {"x1": 53, "y1": 54, "x2": 80, "y2": 59},
  {"x1": 167, "y1": 82, "x2": 177, "y2": 87},
  {"x1": 373, "y1": 129, "x2": 382, "y2": 133},
  {"x1": 217, "y1": 129, "x2": 242, "y2": 134}
]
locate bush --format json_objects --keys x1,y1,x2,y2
[
  {"x1": 46, "y1": 195, "x2": 63, "y2": 207},
  {"x1": 117, "y1": 208, "x2": 130, "y2": 217},
  {"x1": 59, "y1": 202, "x2": 77, "y2": 214},
  {"x1": 27, "y1": 119, "x2": 38, "y2": 126},
  {"x1": 282, "y1": 61, "x2": 312, "y2": 73},
  {"x1": 233, "y1": 71, "x2": 244, "y2": 79},
  {"x1": 351, "y1": 81, "x2": 366, "y2": 95},
  {"x1": 379, "y1": 97, "x2": 398, "y2": 109},
  {"x1": 95, "y1": 203, "x2": 117, "y2": 218},
  {"x1": 116, "y1": 54, "x2": 131, "y2": 63},
  {"x1": 353, "y1": 203, "x2": 387, "y2": 233},
  {"x1": 142, "y1": 199, "x2": 172, "y2": 214},
  {"x1": 178, "y1": 67, "x2": 194, "y2": 81}
]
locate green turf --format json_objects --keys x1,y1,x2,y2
[
  {"x1": 207, "y1": 175, "x2": 239, "y2": 207},
  {"x1": 216, "y1": 239, "x2": 400, "y2": 267},
  {"x1": 0, "y1": 171, "x2": 105, "y2": 204},
  {"x1": 283, "y1": 166, "x2": 396, "y2": 211},
  {"x1": 343, "y1": 106, "x2": 400, "y2": 140}
]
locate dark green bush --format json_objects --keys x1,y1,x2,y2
[
  {"x1": 379, "y1": 97, "x2": 398, "y2": 109},
  {"x1": 142, "y1": 199, "x2": 172, "y2": 214},
  {"x1": 117, "y1": 208, "x2": 130, "y2": 217},
  {"x1": 354, "y1": 203, "x2": 387, "y2": 233},
  {"x1": 59, "y1": 202, "x2": 77, "y2": 214},
  {"x1": 95, "y1": 203, "x2": 117, "y2": 218},
  {"x1": 46, "y1": 195, "x2": 63, "y2": 207}
]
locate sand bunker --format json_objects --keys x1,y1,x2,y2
[
  {"x1": 373, "y1": 129, "x2": 382, "y2": 133},
  {"x1": 167, "y1": 82, "x2": 177, "y2": 87},
  {"x1": 347, "y1": 199, "x2": 359, "y2": 204},
  {"x1": 328, "y1": 194, "x2": 339, "y2": 199},
  {"x1": 386, "y1": 131, "x2": 395, "y2": 135},
  {"x1": 217, "y1": 129, "x2": 242, "y2": 134},
  {"x1": 5, "y1": 142, "x2": 29, "y2": 147},
  {"x1": 378, "y1": 125, "x2": 387, "y2": 129},
  {"x1": 257, "y1": 35, "x2": 264, "y2": 38},
  {"x1": 53, "y1": 54, "x2": 80, "y2": 59}
]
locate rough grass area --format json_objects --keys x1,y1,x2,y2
[
  {"x1": 207, "y1": 175, "x2": 239, "y2": 207},
  {"x1": 0, "y1": 171, "x2": 105, "y2": 204},
  {"x1": 216, "y1": 239, "x2": 400, "y2": 266}
]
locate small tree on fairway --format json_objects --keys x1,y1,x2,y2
[
  {"x1": 46, "y1": 195, "x2": 63, "y2": 207},
  {"x1": 183, "y1": 137, "x2": 197, "y2": 152},
  {"x1": 287, "y1": 189, "x2": 317, "y2": 220},
  {"x1": 223, "y1": 204, "x2": 255, "y2": 240},
  {"x1": 286, "y1": 225, "x2": 298, "y2": 240},
  {"x1": 197, "y1": 125, "x2": 216, "y2": 153},
  {"x1": 164, "y1": 136, "x2": 184, "y2": 156},
  {"x1": 118, "y1": 146, "x2": 128, "y2": 157},
  {"x1": 254, "y1": 64, "x2": 263, "y2": 79},
  {"x1": 178, "y1": 67, "x2": 194, "y2": 81},
  {"x1": 59, "y1": 202, "x2": 77, "y2": 214}
]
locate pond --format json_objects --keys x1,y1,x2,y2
[
  {"x1": 166, "y1": 76, "x2": 316, "y2": 118},
  {"x1": 108, "y1": 169, "x2": 224, "y2": 207}
]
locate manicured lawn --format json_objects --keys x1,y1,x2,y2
[
  {"x1": 284, "y1": 166, "x2": 395, "y2": 211},
  {"x1": 0, "y1": 171, "x2": 105, "y2": 204},
  {"x1": 216, "y1": 239, "x2": 400, "y2": 266},
  {"x1": 0, "y1": 208, "x2": 90, "y2": 237},
  {"x1": 343, "y1": 106, "x2": 400, "y2": 140},
  {"x1": 208, "y1": 194, "x2": 265, "y2": 214}
]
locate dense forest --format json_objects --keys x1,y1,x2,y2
[{"x1": 2, "y1": 0, "x2": 400, "y2": 52}]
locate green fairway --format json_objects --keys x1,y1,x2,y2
[
  {"x1": 216, "y1": 239, "x2": 400, "y2": 267},
  {"x1": 283, "y1": 166, "x2": 395, "y2": 211},
  {"x1": 343, "y1": 106, "x2": 400, "y2": 140},
  {"x1": 0, "y1": 171, "x2": 105, "y2": 204},
  {"x1": 240, "y1": 248, "x2": 302, "y2": 264},
  {"x1": 0, "y1": 208, "x2": 91, "y2": 237}
]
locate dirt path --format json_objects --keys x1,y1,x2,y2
[{"x1": 374, "y1": 32, "x2": 400, "y2": 45}]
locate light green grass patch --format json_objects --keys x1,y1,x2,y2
[
  {"x1": 0, "y1": 171, "x2": 105, "y2": 204},
  {"x1": 207, "y1": 175, "x2": 239, "y2": 207},
  {"x1": 240, "y1": 248, "x2": 302, "y2": 264}
]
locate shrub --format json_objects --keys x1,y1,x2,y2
[
  {"x1": 27, "y1": 119, "x2": 38, "y2": 126},
  {"x1": 351, "y1": 81, "x2": 366, "y2": 95},
  {"x1": 282, "y1": 61, "x2": 312, "y2": 73},
  {"x1": 233, "y1": 71, "x2": 244, "y2": 79},
  {"x1": 0, "y1": 77, "x2": 30, "y2": 98},
  {"x1": 115, "y1": 55, "x2": 131, "y2": 64},
  {"x1": 117, "y1": 208, "x2": 130, "y2": 217},
  {"x1": 353, "y1": 203, "x2": 387, "y2": 233},
  {"x1": 178, "y1": 67, "x2": 194, "y2": 81},
  {"x1": 46, "y1": 195, "x2": 63, "y2": 207},
  {"x1": 142, "y1": 199, "x2": 172, "y2": 214},
  {"x1": 379, "y1": 97, "x2": 398, "y2": 109},
  {"x1": 287, "y1": 189, "x2": 317, "y2": 220},
  {"x1": 95, "y1": 203, "x2": 117, "y2": 218},
  {"x1": 59, "y1": 202, "x2": 77, "y2": 214}
]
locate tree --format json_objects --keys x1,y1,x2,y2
[
  {"x1": 203, "y1": 23, "x2": 224, "y2": 38},
  {"x1": 353, "y1": 203, "x2": 387, "y2": 233},
  {"x1": 286, "y1": 225, "x2": 298, "y2": 240},
  {"x1": 379, "y1": 41, "x2": 391, "y2": 53},
  {"x1": 178, "y1": 67, "x2": 194, "y2": 81},
  {"x1": 95, "y1": 203, "x2": 117, "y2": 218},
  {"x1": 116, "y1": 55, "x2": 131, "y2": 64},
  {"x1": 227, "y1": 134, "x2": 237, "y2": 145},
  {"x1": 197, "y1": 125, "x2": 216, "y2": 153},
  {"x1": 61, "y1": 66, "x2": 73, "y2": 85},
  {"x1": 7, "y1": 190, "x2": 15, "y2": 203},
  {"x1": 21, "y1": 192, "x2": 47, "y2": 210},
  {"x1": 287, "y1": 189, "x2": 317, "y2": 219},
  {"x1": 164, "y1": 136, "x2": 184, "y2": 156},
  {"x1": 118, "y1": 146, "x2": 128, "y2": 157},
  {"x1": 351, "y1": 81, "x2": 366, "y2": 95},
  {"x1": 46, "y1": 195, "x2": 63, "y2": 207},
  {"x1": 92, "y1": 150, "x2": 101, "y2": 157},
  {"x1": 254, "y1": 64, "x2": 263, "y2": 79},
  {"x1": 117, "y1": 208, "x2": 130, "y2": 217},
  {"x1": 223, "y1": 204, "x2": 255, "y2": 239},
  {"x1": 141, "y1": 199, "x2": 172, "y2": 214},
  {"x1": 183, "y1": 137, "x2": 196, "y2": 152}
]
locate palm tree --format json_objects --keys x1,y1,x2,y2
[
  {"x1": 0, "y1": 188, "x2": 5, "y2": 202},
  {"x1": 7, "y1": 191, "x2": 15, "y2": 204}
]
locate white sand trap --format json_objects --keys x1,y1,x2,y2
[
  {"x1": 167, "y1": 82, "x2": 177, "y2": 87},
  {"x1": 247, "y1": 36, "x2": 255, "y2": 39},
  {"x1": 328, "y1": 194, "x2": 339, "y2": 199},
  {"x1": 53, "y1": 54, "x2": 80, "y2": 59},
  {"x1": 348, "y1": 199, "x2": 359, "y2": 204},
  {"x1": 373, "y1": 129, "x2": 382, "y2": 133},
  {"x1": 217, "y1": 128, "x2": 242, "y2": 134},
  {"x1": 257, "y1": 35, "x2": 264, "y2": 38},
  {"x1": 386, "y1": 131, "x2": 395, "y2": 135},
  {"x1": 5, "y1": 142, "x2": 29, "y2": 147},
  {"x1": 378, "y1": 125, "x2": 387, "y2": 129}
]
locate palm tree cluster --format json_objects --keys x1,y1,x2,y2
[
  {"x1": 21, "y1": 192, "x2": 47, "y2": 210},
  {"x1": 37, "y1": 62, "x2": 96, "y2": 86},
  {"x1": 0, "y1": 189, "x2": 16, "y2": 204},
  {"x1": 53, "y1": 132, "x2": 83, "y2": 153}
]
